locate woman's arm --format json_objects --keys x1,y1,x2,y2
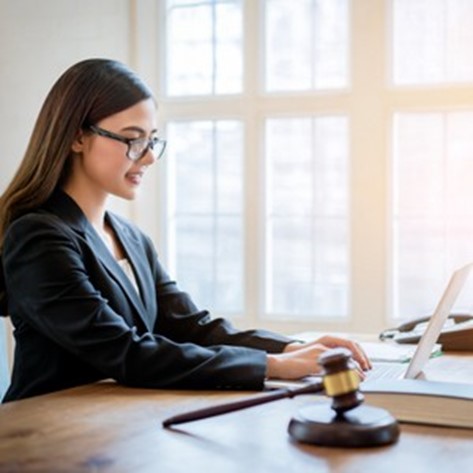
[{"x1": 3, "y1": 215, "x2": 269, "y2": 390}]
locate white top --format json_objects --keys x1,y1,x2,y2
[{"x1": 117, "y1": 258, "x2": 140, "y2": 294}]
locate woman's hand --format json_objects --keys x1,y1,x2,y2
[{"x1": 266, "y1": 335, "x2": 371, "y2": 381}]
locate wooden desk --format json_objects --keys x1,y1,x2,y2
[{"x1": 0, "y1": 353, "x2": 472, "y2": 473}]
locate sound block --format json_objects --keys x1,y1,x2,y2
[{"x1": 288, "y1": 404, "x2": 400, "y2": 447}]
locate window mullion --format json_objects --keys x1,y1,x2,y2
[
  {"x1": 212, "y1": 0, "x2": 217, "y2": 94},
  {"x1": 212, "y1": 121, "x2": 218, "y2": 311},
  {"x1": 350, "y1": 0, "x2": 388, "y2": 334}
]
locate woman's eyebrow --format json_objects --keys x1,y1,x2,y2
[{"x1": 120, "y1": 125, "x2": 159, "y2": 135}]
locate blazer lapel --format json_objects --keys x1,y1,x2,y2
[
  {"x1": 84, "y1": 223, "x2": 154, "y2": 332},
  {"x1": 105, "y1": 214, "x2": 157, "y2": 332},
  {"x1": 44, "y1": 190, "x2": 154, "y2": 333}
]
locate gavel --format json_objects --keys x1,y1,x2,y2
[
  {"x1": 318, "y1": 347, "x2": 365, "y2": 413},
  {"x1": 288, "y1": 348, "x2": 399, "y2": 446},
  {"x1": 163, "y1": 348, "x2": 400, "y2": 447}
]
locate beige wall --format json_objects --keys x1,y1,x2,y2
[{"x1": 0, "y1": 0, "x2": 133, "y2": 214}]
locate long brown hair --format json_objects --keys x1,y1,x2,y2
[{"x1": 0, "y1": 58, "x2": 154, "y2": 251}]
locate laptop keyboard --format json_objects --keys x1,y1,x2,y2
[{"x1": 367, "y1": 362, "x2": 407, "y2": 381}]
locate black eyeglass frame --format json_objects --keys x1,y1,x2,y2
[{"x1": 88, "y1": 124, "x2": 166, "y2": 161}]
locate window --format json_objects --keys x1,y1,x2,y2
[
  {"x1": 136, "y1": 0, "x2": 473, "y2": 333},
  {"x1": 393, "y1": 112, "x2": 473, "y2": 318},
  {"x1": 392, "y1": 0, "x2": 473, "y2": 85},
  {"x1": 265, "y1": 0, "x2": 349, "y2": 91},
  {"x1": 159, "y1": 0, "x2": 351, "y2": 327},
  {"x1": 391, "y1": 0, "x2": 473, "y2": 320},
  {"x1": 265, "y1": 116, "x2": 349, "y2": 318},
  {"x1": 165, "y1": 0, "x2": 243, "y2": 95},
  {"x1": 166, "y1": 120, "x2": 244, "y2": 313}
]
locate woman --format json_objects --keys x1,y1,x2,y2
[{"x1": 0, "y1": 59, "x2": 370, "y2": 402}]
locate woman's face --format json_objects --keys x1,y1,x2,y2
[{"x1": 71, "y1": 98, "x2": 158, "y2": 201}]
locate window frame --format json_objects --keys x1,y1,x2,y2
[{"x1": 131, "y1": 0, "x2": 473, "y2": 336}]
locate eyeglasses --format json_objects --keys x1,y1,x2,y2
[{"x1": 89, "y1": 125, "x2": 166, "y2": 162}]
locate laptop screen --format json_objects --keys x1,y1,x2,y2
[{"x1": 404, "y1": 263, "x2": 473, "y2": 379}]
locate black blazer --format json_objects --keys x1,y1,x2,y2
[{"x1": 2, "y1": 190, "x2": 290, "y2": 402}]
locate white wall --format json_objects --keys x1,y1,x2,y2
[{"x1": 0, "y1": 0, "x2": 134, "y2": 215}]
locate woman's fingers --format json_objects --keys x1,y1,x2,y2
[
  {"x1": 268, "y1": 341, "x2": 369, "y2": 381},
  {"x1": 267, "y1": 344, "x2": 329, "y2": 379},
  {"x1": 287, "y1": 336, "x2": 372, "y2": 371},
  {"x1": 317, "y1": 336, "x2": 372, "y2": 371}
]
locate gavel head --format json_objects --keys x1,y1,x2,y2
[{"x1": 319, "y1": 348, "x2": 364, "y2": 415}]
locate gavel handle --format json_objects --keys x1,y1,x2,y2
[{"x1": 162, "y1": 380, "x2": 324, "y2": 427}]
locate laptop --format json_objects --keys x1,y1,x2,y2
[
  {"x1": 369, "y1": 262, "x2": 472, "y2": 381},
  {"x1": 265, "y1": 263, "x2": 472, "y2": 390}
]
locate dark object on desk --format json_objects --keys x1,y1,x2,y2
[
  {"x1": 164, "y1": 348, "x2": 399, "y2": 448},
  {"x1": 288, "y1": 348, "x2": 400, "y2": 447},
  {"x1": 162, "y1": 380, "x2": 324, "y2": 427},
  {"x1": 379, "y1": 313, "x2": 473, "y2": 351}
]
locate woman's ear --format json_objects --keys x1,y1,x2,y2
[{"x1": 71, "y1": 130, "x2": 85, "y2": 153}]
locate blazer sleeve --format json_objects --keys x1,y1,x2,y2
[{"x1": 3, "y1": 215, "x2": 269, "y2": 390}]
